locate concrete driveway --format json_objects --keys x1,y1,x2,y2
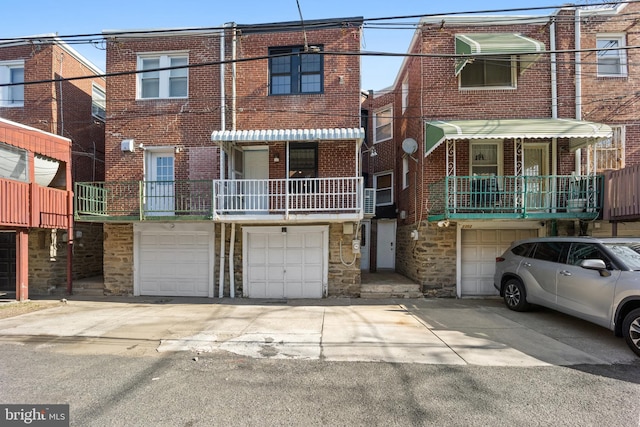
[{"x1": 0, "y1": 297, "x2": 636, "y2": 366}]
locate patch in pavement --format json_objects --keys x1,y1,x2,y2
[{"x1": 158, "y1": 333, "x2": 322, "y2": 360}]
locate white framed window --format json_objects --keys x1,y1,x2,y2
[
  {"x1": 137, "y1": 53, "x2": 188, "y2": 99},
  {"x1": 374, "y1": 106, "x2": 392, "y2": 143},
  {"x1": 590, "y1": 125, "x2": 625, "y2": 171},
  {"x1": 469, "y1": 141, "x2": 503, "y2": 176},
  {"x1": 92, "y1": 84, "x2": 106, "y2": 121},
  {"x1": 460, "y1": 56, "x2": 516, "y2": 89},
  {"x1": 596, "y1": 35, "x2": 627, "y2": 77},
  {"x1": 401, "y1": 79, "x2": 409, "y2": 114},
  {"x1": 402, "y1": 156, "x2": 409, "y2": 189},
  {"x1": 0, "y1": 60, "x2": 25, "y2": 107},
  {"x1": 374, "y1": 171, "x2": 393, "y2": 206}
]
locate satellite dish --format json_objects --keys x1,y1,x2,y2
[{"x1": 402, "y1": 138, "x2": 418, "y2": 155}]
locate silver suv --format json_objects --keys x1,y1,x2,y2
[{"x1": 494, "y1": 237, "x2": 640, "y2": 357}]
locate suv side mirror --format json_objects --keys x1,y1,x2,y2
[{"x1": 580, "y1": 259, "x2": 611, "y2": 277}]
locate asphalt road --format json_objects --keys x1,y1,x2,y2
[
  {"x1": 1, "y1": 297, "x2": 639, "y2": 426},
  {"x1": 1, "y1": 345, "x2": 639, "y2": 426}
]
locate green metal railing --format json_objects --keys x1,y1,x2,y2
[{"x1": 428, "y1": 175, "x2": 602, "y2": 220}]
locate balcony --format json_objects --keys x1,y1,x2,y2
[
  {"x1": 0, "y1": 178, "x2": 71, "y2": 229},
  {"x1": 428, "y1": 175, "x2": 601, "y2": 221},
  {"x1": 75, "y1": 177, "x2": 372, "y2": 223},
  {"x1": 603, "y1": 164, "x2": 640, "y2": 221}
]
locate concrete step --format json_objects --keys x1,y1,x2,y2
[{"x1": 361, "y1": 284, "x2": 423, "y2": 299}]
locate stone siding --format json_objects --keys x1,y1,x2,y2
[
  {"x1": 396, "y1": 221, "x2": 456, "y2": 298},
  {"x1": 327, "y1": 223, "x2": 361, "y2": 297},
  {"x1": 103, "y1": 224, "x2": 134, "y2": 295},
  {"x1": 28, "y1": 229, "x2": 67, "y2": 294}
]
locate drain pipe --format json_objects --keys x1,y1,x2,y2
[
  {"x1": 575, "y1": 8, "x2": 583, "y2": 175},
  {"x1": 227, "y1": 23, "x2": 238, "y2": 298},
  {"x1": 219, "y1": 223, "x2": 226, "y2": 298},
  {"x1": 218, "y1": 26, "x2": 228, "y2": 298}
]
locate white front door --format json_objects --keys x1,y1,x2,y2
[
  {"x1": 376, "y1": 220, "x2": 396, "y2": 270},
  {"x1": 524, "y1": 143, "x2": 550, "y2": 211},
  {"x1": 146, "y1": 151, "x2": 175, "y2": 216},
  {"x1": 243, "y1": 148, "x2": 269, "y2": 212}
]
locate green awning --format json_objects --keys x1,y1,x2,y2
[
  {"x1": 455, "y1": 33, "x2": 546, "y2": 76},
  {"x1": 425, "y1": 119, "x2": 613, "y2": 156}
]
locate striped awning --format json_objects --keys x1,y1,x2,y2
[
  {"x1": 211, "y1": 128, "x2": 365, "y2": 143},
  {"x1": 425, "y1": 119, "x2": 613, "y2": 156},
  {"x1": 455, "y1": 33, "x2": 546, "y2": 75}
]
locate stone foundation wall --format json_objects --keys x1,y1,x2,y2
[
  {"x1": 103, "y1": 223, "x2": 134, "y2": 295},
  {"x1": 396, "y1": 221, "x2": 456, "y2": 297},
  {"x1": 28, "y1": 229, "x2": 67, "y2": 294},
  {"x1": 327, "y1": 223, "x2": 361, "y2": 297}
]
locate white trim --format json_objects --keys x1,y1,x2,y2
[
  {"x1": 402, "y1": 156, "x2": 409, "y2": 189},
  {"x1": 374, "y1": 170, "x2": 394, "y2": 206},
  {"x1": 374, "y1": 105, "x2": 393, "y2": 144},
  {"x1": 136, "y1": 51, "x2": 189, "y2": 100},
  {"x1": 469, "y1": 140, "x2": 504, "y2": 176},
  {"x1": 401, "y1": 78, "x2": 409, "y2": 114},
  {"x1": 596, "y1": 34, "x2": 628, "y2": 78}
]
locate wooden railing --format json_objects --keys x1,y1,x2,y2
[
  {"x1": 0, "y1": 178, "x2": 70, "y2": 228},
  {"x1": 603, "y1": 164, "x2": 640, "y2": 221}
]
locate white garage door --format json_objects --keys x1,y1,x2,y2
[
  {"x1": 244, "y1": 226, "x2": 327, "y2": 299},
  {"x1": 135, "y1": 223, "x2": 214, "y2": 297},
  {"x1": 461, "y1": 228, "x2": 538, "y2": 296}
]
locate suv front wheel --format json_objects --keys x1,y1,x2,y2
[
  {"x1": 622, "y1": 308, "x2": 640, "y2": 357},
  {"x1": 503, "y1": 278, "x2": 531, "y2": 312}
]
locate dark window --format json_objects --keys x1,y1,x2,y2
[
  {"x1": 532, "y1": 242, "x2": 569, "y2": 263},
  {"x1": 269, "y1": 46, "x2": 323, "y2": 95},
  {"x1": 511, "y1": 243, "x2": 535, "y2": 257},
  {"x1": 460, "y1": 56, "x2": 513, "y2": 88},
  {"x1": 289, "y1": 142, "x2": 318, "y2": 192}
]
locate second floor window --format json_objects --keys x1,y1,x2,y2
[
  {"x1": 374, "y1": 107, "x2": 392, "y2": 143},
  {"x1": 597, "y1": 35, "x2": 627, "y2": 77},
  {"x1": 375, "y1": 172, "x2": 393, "y2": 206},
  {"x1": 470, "y1": 142, "x2": 500, "y2": 176},
  {"x1": 92, "y1": 84, "x2": 106, "y2": 121},
  {"x1": 460, "y1": 56, "x2": 515, "y2": 89},
  {"x1": 0, "y1": 61, "x2": 24, "y2": 107},
  {"x1": 137, "y1": 53, "x2": 188, "y2": 99},
  {"x1": 269, "y1": 47, "x2": 323, "y2": 95}
]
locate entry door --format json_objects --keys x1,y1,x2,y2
[
  {"x1": 376, "y1": 220, "x2": 396, "y2": 270},
  {"x1": 0, "y1": 232, "x2": 16, "y2": 292},
  {"x1": 524, "y1": 144, "x2": 550, "y2": 211},
  {"x1": 146, "y1": 151, "x2": 175, "y2": 216},
  {"x1": 243, "y1": 148, "x2": 269, "y2": 212}
]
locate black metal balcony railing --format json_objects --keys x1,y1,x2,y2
[
  {"x1": 428, "y1": 175, "x2": 601, "y2": 220},
  {"x1": 75, "y1": 177, "x2": 372, "y2": 221}
]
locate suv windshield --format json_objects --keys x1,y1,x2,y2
[{"x1": 603, "y1": 243, "x2": 640, "y2": 270}]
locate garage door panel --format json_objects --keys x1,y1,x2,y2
[
  {"x1": 461, "y1": 228, "x2": 538, "y2": 296},
  {"x1": 136, "y1": 226, "x2": 213, "y2": 297},
  {"x1": 246, "y1": 227, "x2": 326, "y2": 299}
]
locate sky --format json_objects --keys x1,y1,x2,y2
[{"x1": 1, "y1": 0, "x2": 581, "y2": 90}]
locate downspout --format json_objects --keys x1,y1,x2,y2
[
  {"x1": 58, "y1": 52, "x2": 74, "y2": 295},
  {"x1": 218, "y1": 26, "x2": 227, "y2": 298},
  {"x1": 575, "y1": 8, "x2": 583, "y2": 175},
  {"x1": 228, "y1": 23, "x2": 238, "y2": 298},
  {"x1": 551, "y1": 14, "x2": 559, "y2": 216}
]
